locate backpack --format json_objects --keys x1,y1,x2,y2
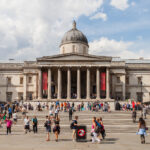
[
  {"x1": 70, "y1": 120, "x2": 75, "y2": 129},
  {"x1": 95, "y1": 125, "x2": 101, "y2": 133},
  {"x1": 94, "y1": 121, "x2": 102, "y2": 133}
]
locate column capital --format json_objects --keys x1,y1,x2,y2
[{"x1": 86, "y1": 66, "x2": 92, "y2": 68}]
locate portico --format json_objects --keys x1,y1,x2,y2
[{"x1": 37, "y1": 62, "x2": 110, "y2": 101}]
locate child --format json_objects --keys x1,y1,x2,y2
[{"x1": 5, "y1": 117, "x2": 13, "y2": 135}]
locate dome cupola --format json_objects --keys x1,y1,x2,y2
[{"x1": 60, "y1": 21, "x2": 89, "y2": 54}]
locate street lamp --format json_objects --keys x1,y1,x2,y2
[{"x1": 140, "y1": 80, "x2": 143, "y2": 102}]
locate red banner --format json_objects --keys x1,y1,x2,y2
[
  {"x1": 101, "y1": 72, "x2": 106, "y2": 91},
  {"x1": 42, "y1": 72, "x2": 48, "y2": 90}
]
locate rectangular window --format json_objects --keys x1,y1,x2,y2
[
  {"x1": 20, "y1": 77, "x2": 23, "y2": 84},
  {"x1": 126, "y1": 76, "x2": 129, "y2": 84},
  {"x1": 7, "y1": 77, "x2": 11, "y2": 85},
  {"x1": 28, "y1": 77, "x2": 32, "y2": 83},
  {"x1": 126, "y1": 92, "x2": 130, "y2": 99},
  {"x1": 27, "y1": 92, "x2": 33, "y2": 100},
  {"x1": 138, "y1": 77, "x2": 142, "y2": 85},
  {"x1": 6, "y1": 92, "x2": 12, "y2": 102},
  {"x1": 117, "y1": 77, "x2": 120, "y2": 83},
  {"x1": 18, "y1": 92, "x2": 23, "y2": 100},
  {"x1": 115, "y1": 92, "x2": 122, "y2": 100},
  {"x1": 137, "y1": 92, "x2": 143, "y2": 102}
]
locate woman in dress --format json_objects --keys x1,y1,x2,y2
[
  {"x1": 137, "y1": 117, "x2": 147, "y2": 144},
  {"x1": 91, "y1": 117, "x2": 101, "y2": 143}
]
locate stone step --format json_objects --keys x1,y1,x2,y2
[{"x1": 2, "y1": 111, "x2": 149, "y2": 134}]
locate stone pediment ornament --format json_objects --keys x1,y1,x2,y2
[{"x1": 37, "y1": 53, "x2": 112, "y2": 62}]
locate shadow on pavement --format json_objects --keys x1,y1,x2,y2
[
  {"x1": 59, "y1": 139, "x2": 73, "y2": 142},
  {"x1": 100, "y1": 138, "x2": 118, "y2": 144}
]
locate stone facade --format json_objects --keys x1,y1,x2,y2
[
  {"x1": 0, "y1": 21, "x2": 150, "y2": 103},
  {"x1": 0, "y1": 55, "x2": 150, "y2": 103}
]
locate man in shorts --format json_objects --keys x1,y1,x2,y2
[{"x1": 72, "y1": 116, "x2": 78, "y2": 142}]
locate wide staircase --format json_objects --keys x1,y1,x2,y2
[{"x1": 0, "y1": 110, "x2": 150, "y2": 134}]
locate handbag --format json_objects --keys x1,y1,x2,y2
[{"x1": 145, "y1": 127, "x2": 148, "y2": 130}]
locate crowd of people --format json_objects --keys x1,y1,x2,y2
[{"x1": 0, "y1": 100, "x2": 149, "y2": 144}]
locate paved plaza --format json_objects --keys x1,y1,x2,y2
[{"x1": 0, "y1": 110, "x2": 150, "y2": 150}]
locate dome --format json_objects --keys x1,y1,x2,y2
[{"x1": 60, "y1": 21, "x2": 89, "y2": 47}]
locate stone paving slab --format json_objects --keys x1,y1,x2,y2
[{"x1": 0, "y1": 133, "x2": 149, "y2": 150}]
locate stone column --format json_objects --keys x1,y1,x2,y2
[
  {"x1": 38, "y1": 69, "x2": 42, "y2": 99},
  {"x1": 57, "y1": 68, "x2": 62, "y2": 99},
  {"x1": 106, "y1": 68, "x2": 110, "y2": 99},
  {"x1": 48, "y1": 68, "x2": 52, "y2": 99},
  {"x1": 96, "y1": 68, "x2": 100, "y2": 99},
  {"x1": 122, "y1": 75, "x2": 126, "y2": 100},
  {"x1": 86, "y1": 68, "x2": 90, "y2": 99},
  {"x1": 23, "y1": 74, "x2": 27, "y2": 101},
  {"x1": 67, "y1": 68, "x2": 71, "y2": 99},
  {"x1": 77, "y1": 68, "x2": 81, "y2": 99}
]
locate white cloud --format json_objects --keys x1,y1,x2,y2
[
  {"x1": 110, "y1": 0, "x2": 129, "y2": 10},
  {"x1": 0, "y1": 0, "x2": 104, "y2": 60},
  {"x1": 90, "y1": 12, "x2": 107, "y2": 21},
  {"x1": 131, "y1": 2, "x2": 136, "y2": 6},
  {"x1": 137, "y1": 36, "x2": 143, "y2": 40},
  {"x1": 89, "y1": 37, "x2": 146, "y2": 59}
]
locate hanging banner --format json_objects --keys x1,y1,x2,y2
[
  {"x1": 42, "y1": 72, "x2": 48, "y2": 90},
  {"x1": 101, "y1": 72, "x2": 106, "y2": 91}
]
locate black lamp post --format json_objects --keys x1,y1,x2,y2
[{"x1": 141, "y1": 80, "x2": 143, "y2": 102}]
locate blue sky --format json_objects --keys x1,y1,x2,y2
[{"x1": 0, "y1": 0, "x2": 150, "y2": 60}]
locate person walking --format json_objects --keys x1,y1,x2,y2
[
  {"x1": 99, "y1": 117, "x2": 106, "y2": 139},
  {"x1": 53, "y1": 115, "x2": 60, "y2": 142},
  {"x1": 49, "y1": 108, "x2": 54, "y2": 118},
  {"x1": 44, "y1": 116, "x2": 52, "y2": 141},
  {"x1": 5, "y1": 117, "x2": 13, "y2": 135},
  {"x1": 12, "y1": 111, "x2": 17, "y2": 124},
  {"x1": 132, "y1": 108, "x2": 137, "y2": 123},
  {"x1": 69, "y1": 108, "x2": 73, "y2": 121},
  {"x1": 142, "y1": 105, "x2": 147, "y2": 119},
  {"x1": 71, "y1": 116, "x2": 78, "y2": 142},
  {"x1": 137, "y1": 117, "x2": 147, "y2": 144},
  {"x1": 32, "y1": 116, "x2": 38, "y2": 133},
  {"x1": 24, "y1": 116, "x2": 30, "y2": 134},
  {"x1": 55, "y1": 106, "x2": 59, "y2": 119},
  {"x1": 8, "y1": 107, "x2": 12, "y2": 118},
  {"x1": 91, "y1": 117, "x2": 101, "y2": 143}
]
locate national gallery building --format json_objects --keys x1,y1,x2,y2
[{"x1": 0, "y1": 21, "x2": 150, "y2": 103}]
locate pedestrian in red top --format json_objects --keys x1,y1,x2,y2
[{"x1": 5, "y1": 117, "x2": 13, "y2": 135}]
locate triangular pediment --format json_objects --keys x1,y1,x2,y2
[{"x1": 37, "y1": 53, "x2": 112, "y2": 62}]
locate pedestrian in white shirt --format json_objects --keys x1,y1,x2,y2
[
  {"x1": 13, "y1": 111, "x2": 17, "y2": 124},
  {"x1": 24, "y1": 116, "x2": 30, "y2": 134}
]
